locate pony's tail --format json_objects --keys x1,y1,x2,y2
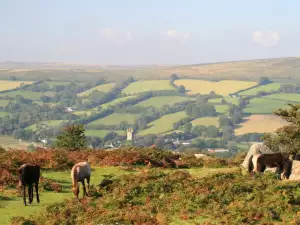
[{"x1": 248, "y1": 155, "x2": 254, "y2": 172}]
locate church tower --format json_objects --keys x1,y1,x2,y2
[{"x1": 126, "y1": 128, "x2": 134, "y2": 141}]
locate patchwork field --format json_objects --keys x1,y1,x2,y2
[
  {"x1": 138, "y1": 111, "x2": 187, "y2": 135},
  {"x1": 45, "y1": 81, "x2": 70, "y2": 87},
  {"x1": 263, "y1": 93, "x2": 300, "y2": 102},
  {"x1": 191, "y1": 117, "x2": 219, "y2": 127},
  {"x1": 0, "y1": 80, "x2": 33, "y2": 92},
  {"x1": 0, "y1": 99, "x2": 11, "y2": 107},
  {"x1": 0, "y1": 136, "x2": 38, "y2": 149},
  {"x1": 77, "y1": 83, "x2": 115, "y2": 97},
  {"x1": 87, "y1": 113, "x2": 139, "y2": 128},
  {"x1": 122, "y1": 80, "x2": 176, "y2": 95},
  {"x1": 239, "y1": 83, "x2": 282, "y2": 96},
  {"x1": 72, "y1": 110, "x2": 96, "y2": 116},
  {"x1": 174, "y1": 79, "x2": 257, "y2": 96},
  {"x1": 244, "y1": 98, "x2": 291, "y2": 114},
  {"x1": 214, "y1": 105, "x2": 229, "y2": 114},
  {"x1": 85, "y1": 129, "x2": 125, "y2": 138},
  {"x1": 25, "y1": 120, "x2": 68, "y2": 131},
  {"x1": 0, "y1": 112, "x2": 10, "y2": 117},
  {"x1": 208, "y1": 97, "x2": 239, "y2": 105},
  {"x1": 137, "y1": 96, "x2": 195, "y2": 108},
  {"x1": 235, "y1": 115, "x2": 289, "y2": 135},
  {"x1": 0, "y1": 90, "x2": 46, "y2": 100},
  {"x1": 94, "y1": 96, "x2": 136, "y2": 109}
]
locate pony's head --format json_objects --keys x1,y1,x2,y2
[{"x1": 72, "y1": 184, "x2": 79, "y2": 198}]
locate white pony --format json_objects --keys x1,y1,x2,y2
[{"x1": 71, "y1": 162, "x2": 91, "y2": 199}]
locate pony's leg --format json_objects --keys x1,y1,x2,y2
[
  {"x1": 35, "y1": 183, "x2": 40, "y2": 203},
  {"x1": 28, "y1": 184, "x2": 32, "y2": 204},
  {"x1": 81, "y1": 180, "x2": 88, "y2": 197},
  {"x1": 23, "y1": 185, "x2": 27, "y2": 206},
  {"x1": 86, "y1": 176, "x2": 90, "y2": 196}
]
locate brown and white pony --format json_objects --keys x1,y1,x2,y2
[
  {"x1": 71, "y1": 162, "x2": 91, "y2": 199},
  {"x1": 17, "y1": 164, "x2": 40, "y2": 206},
  {"x1": 248, "y1": 152, "x2": 291, "y2": 179}
]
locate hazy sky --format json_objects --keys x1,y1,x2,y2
[{"x1": 0, "y1": 0, "x2": 299, "y2": 65}]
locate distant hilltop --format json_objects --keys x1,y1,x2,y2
[{"x1": 1, "y1": 57, "x2": 300, "y2": 82}]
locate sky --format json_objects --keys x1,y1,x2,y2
[{"x1": 0, "y1": 0, "x2": 299, "y2": 65}]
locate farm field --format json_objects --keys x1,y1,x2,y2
[
  {"x1": 235, "y1": 115, "x2": 289, "y2": 135},
  {"x1": 138, "y1": 111, "x2": 187, "y2": 135},
  {"x1": 77, "y1": 83, "x2": 115, "y2": 97},
  {"x1": 0, "y1": 136, "x2": 38, "y2": 149},
  {"x1": 244, "y1": 98, "x2": 291, "y2": 114},
  {"x1": 0, "y1": 112, "x2": 10, "y2": 117},
  {"x1": 122, "y1": 80, "x2": 176, "y2": 95},
  {"x1": 0, "y1": 90, "x2": 46, "y2": 100},
  {"x1": 94, "y1": 96, "x2": 136, "y2": 110},
  {"x1": 239, "y1": 83, "x2": 282, "y2": 96},
  {"x1": 191, "y1": 117, "x2": 219, "y2": 127},
  {"x1": 0, "y1": 167, "x2": 135, "y2": 225},
  {"x1": 174, "y1": 79, "x2": 257, "y2": 96},
  {"x1": 214, "y1": 105, "x2": 229, "y2": 114},
  {"x1": 85, "y1": 129, "x2": 125, "y2": 138},
  {"x1": 137, "y1": 96, "x2": 195, "y2": 108},
  {"x1": 87, "y1": 113, "x2": 139, "y2": 128},
  {"x1": 45, "y1": 81, "x2": 70, "y2": 87},
  {"x1": 25, "y1": 120, "x2": 68, "y2": 131},
  {"x1": 0, "y1": 81, "x2": 33, "y2": 92},
  {"x1": 208, "y1": 97, "x2": 239, "y2": 105},
  {"x1": 0, "y1": 99, "x2": 11, "y2": 107},
  {"x1": 263, "y1": 93, "x2": 300, "y2": 102},
  {"x1": 72, "y1": 110, "x2": 96, "y2": 116}
]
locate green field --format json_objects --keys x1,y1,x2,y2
[
  {"x1": 0, "y1": 80, "x2": 33, "y2": 92},
  {"x1": 0, "y1": 136, "x2": 39, "y2": 149},
  {"x1": 174, "y1": 79, "x2": 257, "y2": 96},
  {"x1": 244, "y1": 98, "x2": 291, "y2": 114},
  {"x1": 25, "y1": 120, "x2": 68, "y2": 131},
  {"x1": 77, "y1": 83, "x2": 115, "y2": 97},
  {"x1": 85, "y1": 129, "x2": 125, "y2": 138},
  {"x1": 87, "y1": 113, "x2": 139, "y2": 128},
  {"x1": 122, "y1": 80, "x2": 176, "y2": 95},
  {"x1": 191, "y1": 117, "x2": 219, "y2": 127},
  {"x1": 94, "y1": 96, "x2": 136, "y2": 110},
  {"x1": 72, "y1": 110, "x2": 96, "y2": 116},
  {"x1": 137, "y1": 96, "x2": 195, "y2": 108},
  {"x1": 0, "y1": 112, "x2": 10, "y2": 117},
  {"x1": 214, "y1": 105, "x2": 229, "y2": 114},
  {"x1": 45, "y1": 81, "x2": 70, "y2": 87},
  {"x1": 138, "y1": 111, "x2": 187, "y2": 135},
  {"x1": 239, "y1": 83, "x2": 282, "y2": 96},
  {"x1": 0, "y1": 90, "x2": 46, "y2": 100},
  {"x1": 262, "y1": 93, "x2": 300, "y2": 102},
  {"x1": 0, "y1": 167, "x2": 135, "y2": 225},
  {"x1": 0, "y1": 99, "x2": 11, "y2": 107},
  {"x1": 208, "y1": 97, "x2": 239, "y2": 105}
]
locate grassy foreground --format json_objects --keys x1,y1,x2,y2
[{"x1": 7, "y1": 167, "x2": 300, "y2": 225}]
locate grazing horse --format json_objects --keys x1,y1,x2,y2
[
  {"x1": 71, "y1": 162, "x2": 91, "y2": 199},
  {"x1": 248, "y1": 152, "x2": 290, "y2": 179},
  {"x1": 17, "y1": 164, "x2": 40, "y2": 206}
]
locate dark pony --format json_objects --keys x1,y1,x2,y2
[
  {"x1": 17, "y1": 164, "x2": 40, "y2": 206},
  {"x1": 292, "y1": 154, "x2": 300, "y2": 161},
  {"x1": 248, "y1": 152, "x2": 291, "y2": 179}
]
